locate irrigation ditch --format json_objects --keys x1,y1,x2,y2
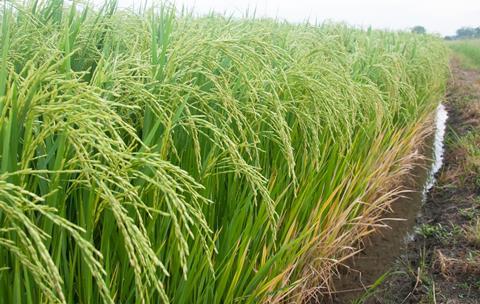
[
  {"x1": 321, "y1": 60, "x2": 480, "y2": 303},
  {"x1": 317, "y1": 104, "x2": 448, "y2": 303},
  {"x1": 375, "y1": 60, "x2": 480, "y2": 304}
]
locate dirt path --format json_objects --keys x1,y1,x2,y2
[{"x1": 368, "y1": 60, "x2": 480, "y2": 303}]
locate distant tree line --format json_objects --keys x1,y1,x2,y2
[
  {"x1": 410, "y1": 25, "x2": 480, "y2": 40},
  {"x1": 445, "y1": 27, "x2": 480, "y2": 40}
]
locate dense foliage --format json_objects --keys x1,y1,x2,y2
[{"x1": 0, "y1": 1, "x2": 448, "y2": 303}]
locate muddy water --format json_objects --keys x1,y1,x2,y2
[{"x1": 327, "y1": 104, "x2": 448, "y2": 303}]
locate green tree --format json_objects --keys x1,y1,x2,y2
[
  {"x1": 456, "y1": 27, "x2": 479, "y2": 39},
  {"x1": 412, "y1": 25, "x2": 426, "y2": 34}
]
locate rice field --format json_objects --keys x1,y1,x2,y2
[{"x1": 0, "y1": 1, "x2": 449, "y2": 303}]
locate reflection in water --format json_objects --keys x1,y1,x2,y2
[
  {"x1": 425, "y1": 103, "x2": 448, "y2": 191},
  {"x1": 405, "y1": 104, "x2": 448, "y2": 243}
]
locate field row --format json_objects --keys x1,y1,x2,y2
[{"x1": 0, "y1": 1, "x2": 448, "y2": 303}]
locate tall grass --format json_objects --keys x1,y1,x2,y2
[
  {"x1": 449, "y1": 39, "x2": 480, "y2": 69},
  {"x1": 0, "y1": 1, "x2": 448, "y2": 303}
]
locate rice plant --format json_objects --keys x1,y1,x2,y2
[{"x1": 0, "y1": 0, "x2": 448, "y2": 303}]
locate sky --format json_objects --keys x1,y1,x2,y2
[{"x1": 115, "y1": 0, "x2": 480, "y2": 36}]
